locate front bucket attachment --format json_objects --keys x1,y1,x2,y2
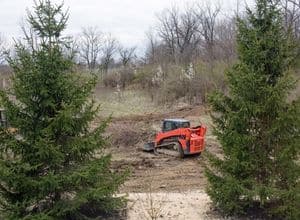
[{"x1": 143, "y1": 142, "x2": 155, "y2": 152}]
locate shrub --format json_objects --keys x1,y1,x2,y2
[
  {"x1": 103, "y1": 71, "x2": 120, "y2": 87},
  {"x1": 153, "y1": 62, "x2": 227, "y2": 105},
  {"x1": 119, "y1": 67, "x2": 135, "y2": 88},
  {"x1": 103, "y1": 67, "x2": 135, "y2": 89}
]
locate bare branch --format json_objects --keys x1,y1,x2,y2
[
  {"x1": 280, "y1": 0, "x2": 300, "y2": 37},
  {"x1": 214, "y1": 17, "x2": 237, "y2": 61},
  {"x1": 156, "y1": 6, "x2": 201, "y2": 64},
  {"x1": 0, "y1": 33, "x2": 7, "y2": 64},
  {"x1": 195, "y1": 2, "x2": 221, "y2": 62},
  {"x1": 145, "y1": 28, "x2": 159, "y2": 64},
  {"x1": 118, "y1": 45, "x2": 136, "y2": 66},
  {"x1": 101, "y1": 34, "x2": 118, "y2": 72},
  {"x1": 79, "y1": 26, "x2": 103, "y2": 69}
]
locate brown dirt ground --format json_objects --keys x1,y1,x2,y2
[{"x1": 104, "y1": 105, "x2": 222, "y2": 193}]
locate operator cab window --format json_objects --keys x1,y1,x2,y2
[
  {"x1": 174, "y1": 122, "x2": 190, "y2": 129},
  {"x1": 163, "y1": 121, "x2": 173, "y2": 132},
  {"x1": 163, "y1": 120, "x2": 190, "y2": 132},
  {"x1": 181, "y1": 122, "x2": 190, "y2": 128}
]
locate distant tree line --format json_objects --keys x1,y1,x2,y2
[
  {"x1": 144, "y1": 0, "x2": 300, "y2": 66},
  {"x1": 1, "y1": 0, "x2": 300, "y2": 72}
]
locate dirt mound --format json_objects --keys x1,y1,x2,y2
[
  {"x1": 112, "y1": 157, "x2": 156, "y2": 171},
  {"x1": 112, "y1": 105, "x2": 207, "y2": 123},
  {"x1": 107, "y1": 122, "x2": 156, "y2": 148}
]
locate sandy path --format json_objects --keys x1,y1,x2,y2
[{"x1": 126, "y1": 191, "x2": 219, "y2": 220}]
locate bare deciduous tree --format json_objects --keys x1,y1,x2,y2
[
  {"x1": 157, "y1": 7, "x2": 178, "y2": 62},
  {"x1": 145, "y1": 28, "x2": 169, "y2": 65},
  {"x1": 280, "y1": 0, "x2": 300, "y2": 37},
  {"x1": 79, "y1": 26, "x2": 102, "y2": 70},
  {"x1": 195, "y1": 2, "x2": 221, "y2": 63},
  {"x1": 63, "y1": 36, "x2": 79, "y2": 62},
  {"x1": 119, "y1": 45, "x2": 136, "y2": 66},
  {"x1": 101, "y1": 34, "x2": 118, "y2": 72},
  {"x1": 215, "y1": 17, "x2": 237, "y2": 62},
  {"x1": 177, "y1": 7, "x2": 201, "y2": 63},
  {"x1": 0, "y1": 33, "x2": 6, "y2": 64},
  {"x1": 156, "y1": 6, "x2": 200, "y2": 64},
  {"x1": 145, "y1": 29, "x2": 158, "y2": 64}
]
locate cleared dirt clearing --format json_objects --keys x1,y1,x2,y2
[
  {"x1": 101, "y1": 106, "x2": 227, "y2": 219},
  {"x1": 105, "y1": 106, "x2": 222, "y2": 193}
]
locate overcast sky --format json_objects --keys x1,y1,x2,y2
[{"x1": 0, "y1": 0, "x2": 254, "y2": 53}]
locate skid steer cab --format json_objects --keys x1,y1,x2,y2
[{"x1": 144, "y1": 119, "x2": 207, "y2": 158}]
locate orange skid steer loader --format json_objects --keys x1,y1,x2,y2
[{"x1": 144, "y1": 119, "x2": 207, "y2": 158}]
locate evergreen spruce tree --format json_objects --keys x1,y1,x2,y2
[
  {"x1": 206, "y1": 0, "x2": 300, "y2": 219},
  {"x1": 0, "y1": 1, "x2": 126, "y2": 219}
]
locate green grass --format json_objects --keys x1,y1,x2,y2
[{"x1": 95, "y1": 87, "x2": 165, "y2": 118}]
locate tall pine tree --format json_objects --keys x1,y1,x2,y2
[
  {"x1": 206, "y1": 0, "x2": 300, "y2": 219},
  {"x1": 0, "y1": 1, "x2": 126, "y2": 219}
]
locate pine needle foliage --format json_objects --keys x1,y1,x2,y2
[
  {"x1": 206, "y1": 0, "x2": 300, "y2": 219},
  {"x1": 0, "y1": 1, "x2": 127, "y2": 219}
]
